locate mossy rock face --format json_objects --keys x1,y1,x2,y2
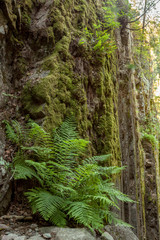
[{"x1": 13, "y1": 0, "x2": 121, "y2": 162}]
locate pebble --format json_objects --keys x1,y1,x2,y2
[
  {"x1": 43, "y1": 233, "x2": 51, "y2": 239},
  {"x1": 16, "y1": 236, "x2": 27, "y2": 240},
  {"x1": 0, "y1": 224, "x2": 11, "y2": 230},
  {"x1": 5, "y1": 232, "x2": 12, "y2": 235},
  {"x1": 27, "y1": 236, "x2": 44, "y2": 240},
  {"x1": 1, "y1": 233, "x2": 19, "y2": 240},
  {"x1": 30, "y1": 224, "x2": 38, "y2": 229}
]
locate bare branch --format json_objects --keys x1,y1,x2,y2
[
  {"x1": 127, "y1": 0, "x2": 160, "y2": 23},
  {"x1": 125, "y1": 21, "x2": 150, "y2": 31}
]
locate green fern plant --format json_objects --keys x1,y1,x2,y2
[{"x1": 5, "y1": 118, "x2": 133, "y2": 231}]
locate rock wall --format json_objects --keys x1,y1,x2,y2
[
  {"x1": 0, "y1": 6, "x2": 13, "y2": 215},
  {"x1": 0, "y1": 1, "x2": 160, "y2": 239},
  {"x1": 115, "y1": 3, "x2": 160, "y2": 239}
]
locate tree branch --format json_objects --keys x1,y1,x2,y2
[
  {"x1": 127, "y1": 0, "x2": 160, "y2": 24},
  {"x1": 125, "y1": 21, "x2": 150, "y2": 31}
]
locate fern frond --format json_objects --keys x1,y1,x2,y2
[
  {"x1": 100, "y1": 182, "x2": 134, "y2": 203},
  {"x1": 91, "y1": 195, "x2": 118, "y2": 208},
  {"x1": 106, "y1": 211, "x2": 133, "y2": 227},
  {"x1": 14, "y1": 164, "x2": 38, "y2": 180},
  {"x1": 84, "y1": 154, "x2": 112, "y2": 164},
  {"x1": 21, "y1": 146, "x2": 52, "y2": 161},
  {"x1": 66, "y1": 201, "x2": 103, "y2": 230},
  {"x1": 27, "y1": 120, "x2": 52, "y2": 147},
  {"x1": 52, "y1": 139, "x2": 89, "y2": 166},
  {"x1": 53, "y1": 117, "x2": 78, "y2": 142},
  {"x1": 98, "y1": 166, "x2": 126, "y2": 175},
  {"x1": 4, "y1": 120, "x2": 23, "y2": 144},
  {"x1": 25, "y1": 160, "x2": 47, "y2": 182},
  {"x1": 25, "y1": 188, "x2": 67, "y2": 226}
]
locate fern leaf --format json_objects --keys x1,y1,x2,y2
[
  {"x1": 21, "y1": 146, "x2": 52, "y2": 161},
  {"x1": 14, "y1": 163, "x2": 40, "y2": 181},
  {"x1": 5, "y1": 120, "x2": 21, "y2": 144},
  {"x1": 98, "y1": 166, "x2": 126, "y2": 175},
  {"x1": 84, "y1": 154, "x2": 112, "y2": 164},
  {"x1": 27, "y1": 120, "x2": 52, "y2": 147},
  {"x1": 66, "y1": 201, "x2": 103, "y2": 230},
  {"x1": 92, "y1": 195, "x2": 118, "y2": 208},
  {"x1": 53, "y1": 117, "x2": 78, "y2": 141},
  {"x1": 100, "y1": 182, "x2": 134, "y2": 203},
  {"x1": 25, "y1": 189, "x2": 66, "y2": 226}
]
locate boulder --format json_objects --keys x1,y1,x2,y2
[
  {"x1": 40, "y1": 227, "x2": 96, "y2": 240},
  {"x1": 1, "y1": 234, "x2": 26, "y2": 240},
  {"x1": 54, "y1": 228, "x2": 95, "y2": 240},
  {"x1": 101, "y1": 231, "x2": 114, "y2": 240},
  {"x1": 104, "y1": 226, "x2": 139, "y2": 240}
]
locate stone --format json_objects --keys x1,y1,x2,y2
[
  {"x1": 104, "y1": 226, "x2": 139, "y2": 240},
  {"x1": 28, "y1": 236, "x2": 44, "y2": 240},
  {"x1": 0, "y1": 26, "x2": 5, "y2": 35},
  {"x1": 0, "y1": 223, "x2": 11, "y2": 230},
  {"x1": 1, "y1": 233, "x2": 19, "y2": 240},
  {"x1": 16, "y1": 236, "x2": 27, "y2": 240},
  {"x1": 101, "y1": 232, "x2": 114, "y2": 240},
  {"x1": 52, "y1": 228, "x2": 96, "y2": 240},
  {"x1": 43, "y1": 233, "x2": 51, "y2": 239},
  {"x1": 30, "y1": 224, "x2": 38, "y2": 229},
  {"x1": 14, "y1": 216, "x2": 24, "y2": 221},
  {"x1": 39, "y1": 227, "x2": 60, "y2": 234},
  {"x1": 40, "y1": 227, "x2": 96, "y2": 240},
  {"x1": 24, "y1": 216, "x2": 33, "y2": 221},
  {"x1": 1, "y1": 215, "x2": 13, "y2": 220}
]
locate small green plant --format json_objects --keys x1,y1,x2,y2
[
  {"x1": 5, "y1": 118, "x2": 133, "y2": 231},
  {"x1": 79, "y1": 1, "x2": 120, "y2": 56},
  {"x1": 141, "y1": 132, "x2": 158, "y2": 148}
]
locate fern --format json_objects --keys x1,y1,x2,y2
[
  {"x1": 66, "y1": 201, "x2": 103, "y2": 230},
  {"x1": 25, "y1": 188, "x2": 67, "y2": 226},
  {"x1": 6, "y1": 118, "x2": 134, "y2": 230},
  {"x1": 53, "y1": 117, "x2": 78, "y2": 141},
  {"x1": 84, "y1": 154, "x2": 112, "y2": 164},
  {"x1": 21, "y1": 146, "x2": 52, "y2": 161},
  {"x1": 5, "y1": 120, "x2": 24, "y2": 144}
]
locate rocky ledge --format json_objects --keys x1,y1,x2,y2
[{"x1": 0, "y1": 221, "x2": 139, "y2": 240}]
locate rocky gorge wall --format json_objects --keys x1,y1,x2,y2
[
  {"x1": 115, "y1": 15, "x2": 160, "y2": 240},
  {"x1": 0, "y1": 0, "x2": 160, "y2": 239}
]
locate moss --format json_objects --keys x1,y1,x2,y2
[
  {"x1": 3, "y1": 0, "x2": 17, "y2": 29},
  {"x1": 21, "y1": 0, "x2": 121, "y2": 168},
  {"x1": 16, "y1": 57, "x2": 28, "y2": 77},
  {"x1": 141, "y1": 133, "x2": 158, "y2": 149},
  {"x1": 47, "y1": 26, "x2": 55, "y2": 44},
  {"x1": 24, "y1": 0, "x2": 33, "y2": 9},
  {"x1": 154, "y1": 147, "x2": 160, "y2": 234},
  {"x1": 21, "y1": 11, "x2": 31, "y2": 26}
]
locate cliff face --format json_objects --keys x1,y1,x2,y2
[
  {"x1": 115, "y1": 17, "x2": 160, "y2": 239},
  {"x1": 0, "y1": 0, "x2": 160, "y2": 239}
]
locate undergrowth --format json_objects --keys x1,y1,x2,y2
[{"x1": 5, "y1": 118, "x2": 133, "y2": 231}]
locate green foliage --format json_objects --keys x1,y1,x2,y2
[
  {"x1": 141, "y1": 132, "x2": 158, "y2": 148},
  {"x1": 79, "y1": 1, "x2": 119, "y2": 56},
  {"x1": 5, "y1": 118, "x2": 133, "y2": 230},
  {"x1": 4, "y1": 120, "x2": 24, "y2": 145},
  {"x1": 141, "y1": 111, "x2": 160, "y2": 149},
  {"x1": 25, "y1": 189, "x2": 67, "y2": 226}
]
